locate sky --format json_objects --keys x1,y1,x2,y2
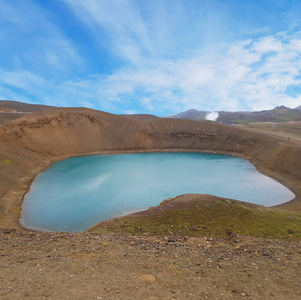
[{"x1": 1, "y1": 0, "x2": 301, "y2": 116}]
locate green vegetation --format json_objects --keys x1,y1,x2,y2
[
  {"x1": 0, "y1": 159, "x2": 12, "y2": 165},
  {"x1": 92, "y1": 200, "x2": 301, "y2": 240},
  {"x1": 16, "y1": 206, "x2": 21, "y2": 218},
  {"x1": 231, "y1": 119, "x2": 251, "y2": 124}
]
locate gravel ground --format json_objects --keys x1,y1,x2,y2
[{"x1": 1, "y1": 228, "x2": 300, "y2": 300}]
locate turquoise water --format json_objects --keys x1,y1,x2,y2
[{"x1": 20, "y1": 152, "x2": 295, "y2": 233}]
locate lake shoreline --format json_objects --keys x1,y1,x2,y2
[
  {"x1": 2, "y1": 146, "x2": 299, "y2": 233},
  {"x1": 20, "y1": 152, "x2": 295, "y2": 233}
]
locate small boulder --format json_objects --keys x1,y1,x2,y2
[{"x1": 139, "y1": 275, "x2": 156, "y2": 282}]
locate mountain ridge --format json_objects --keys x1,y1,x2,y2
[
  {"x1": 1, "y1": 100, "x2": 301, "y2": 125},
  {"x1": 167, "y1": 105, "x2": 301, "y2": 123}
]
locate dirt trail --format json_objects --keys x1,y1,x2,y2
[
  {"x1": 237, "y1": 122, "x2": 301, "y2": 144},
  {"x1": 241, "y1": 128, "x2": 301, "y2": 144}
]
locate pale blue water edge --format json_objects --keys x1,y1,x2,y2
[{"x1": 20, "y1": 152, "x2": 295, "y2": 233}]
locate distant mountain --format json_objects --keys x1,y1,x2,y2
[
  {"x1": 0, "y1": 100, "x2": 56, "y2": 126},
  {"x1": 167, "y1": 106, "x2": 301, "y2": 124},
  {"x1": 0, "y1": 100, "x2": 55, "y2": 112},
  {"x1": 166, "y1": 109, "x2": 239, "y2": 122},
  {"x1": 167, "y1": 109, "x2": 208, "y2": 121}
]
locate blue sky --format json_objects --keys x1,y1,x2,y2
[{"x1": 1, "y1": 0, "x2": 301, "y2": 116}]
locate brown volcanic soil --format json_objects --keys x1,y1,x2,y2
[
  {"x1": 0, "y1": 107, "x2": 301, "y2": 299},
  {"x1": 120, "y1": 113, "x2": 160, "y2": 121},
  {"x1": 1, "y1": 228, "x2": 300, "y2": 300},
  {"x1": 0, "y1": 112, "x2": 28, "y2": 126}
]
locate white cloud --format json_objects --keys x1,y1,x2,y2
[
  {"x1": 64, "y1": 0, "x2": 153, "y2": 64},
  {"x1": 67, "y1": 31, "x2": 301, "y2": 113},
  {"x1": 252, "y1": 36, "x2": 283, "y2": 53},
  {"x1": 63, "y1": 0, "x2": 228, "y2": 65},
  {"x1": 0, "y1": 70, "x2": 47, "y2": 91},
  {"x1": 1, "y1": 27, "x2": 301, "y2": 114},
  {"x1": 124, "y1": 110, "x2": 136, "y2": 115}
]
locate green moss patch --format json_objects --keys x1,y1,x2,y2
[
  {"x1": 91, "y1": 200, "x2": 301, "y2": 240},
  {"x1": 0, "y1": 159, "x2": 12, "y2": 165}
]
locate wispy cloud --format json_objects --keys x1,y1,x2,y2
[
  {"x1": 0, "y1": 0, "x2": 83, "y2": 79},
  {"x1": 0, "y1": 70, "x2": 47, "y2": 91},
  {"x1": 1, "y1": 31, "x2": 301, "y2": 114},
  {"x1": 45, "y1": 31, "x2": 300, "y2": 113},
  {"x1": 64, "y1": 0, "x2": 154, "y2": 64},
  {"x1": 1, "y1": 1, "x2": 301, "y2": 114},
  {"x1": 63, "y1": 0, "x2": 231, "y2": 64}
]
